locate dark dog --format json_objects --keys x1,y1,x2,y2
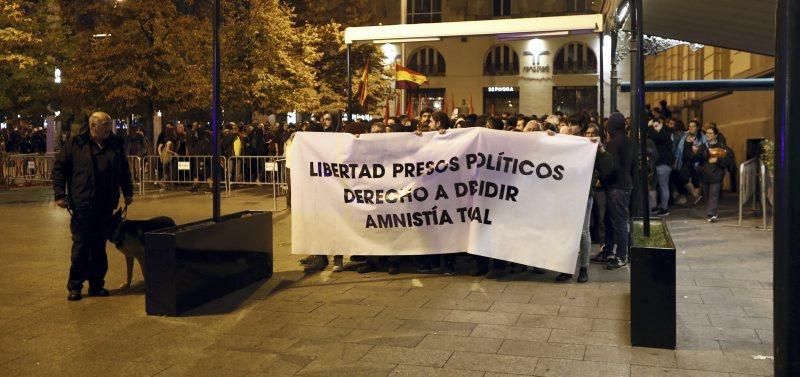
[{"x1": 108, "y1": 209, "x2": 175, "y2": 288}]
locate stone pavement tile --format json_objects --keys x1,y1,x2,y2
[
  {"x1": 182, "y1": 350, "x2": 315, "y2": 375},
  {"x1": 677, "y1": 294, "x2": 705, "y2": 304},
  {"x1": 444, "y1": 310, "x2": 519, "y2": 325},
  {"x1": 444, "y1": 351, "x2": 539, "y2": 374},
  {"x1": 253, "y1": 299, "x2": 323, "y2": 313},
  {"x1": 676, "y1": 303, "x2": 747, "y2": 315},
  {"x1": 300, "y1": 290, "x2": 371, "y2": 305},
  {"x1": 259, "y1": 310, "x2": 339, "y2": 327},
  {"x1": 743, "y1": 306, "x2": 772, "y2": 318},
  {"x1": 346, "y1": 286, "x2": 411, "y2": 298},
  {"x1": 708, "y1": 315, "x2": 772, "y2": 330},
  {"x1": 694, "y1": 278, "x2": 764, "y2": 289},
  {"x1": 375, "y1": 306, "x2": 451, "y2": 321},
  {"x1": 423, "y1": 298, "x2": 494, "y2": 311},
  {"x1": 533, "y1": 358, "x2": 629, "y2": 377},
  {"x1": 390, "y1": 364, "x2": 484, "y2": 377},
  {"x1": 360, "y1": 345, "x2": 452, "y2": 367},
  {"x1": 416, "y1": 334, "x2": 503, "y2": 353},
  {"x1": 729, "y1": 288, "x2": 772, "y2": 299},
  {"x1": 548, "y1": 328, "x2": 630, "y2": 346},
  {"x1": 558, "y1": 305, "x2": 630, "y2": 320},
  {"x1": 675, "y1": 350, "x2": 773, "y2": 375},
  {"x1": 531, "y1": 294, "x2": 599, "y2": 308},
  {"x1": 310, "y1": 303, "x2": 386, "y2": 318},
  {"x1": 489, "y1": 302, "x2": 560, "y2": 316},
  {"x1": 396, "y1": 319, "x2": 477, "y2": 336},
  {"x1": 504, "y1": 283, "x2": 567, "y2": 297},
  {"x1": 677, "y1": 312, "x2": 712, "y2": 326},
  {"x1": 205, "y1": 334, "x2": 299, "y2": 353},
  {"x1": 470, "y1": 324, "x2": 551, "y2": 342},
  {"x1": 265, "y1": 323, "x2": 354, "y2": 340},
  {"x1": 401, "y1": 287, "x2": 471, "y2": 300},
  {"x1": 344, "y1": 328, "x2": 427, "y2": 347},
  {"x1": 152, "y1": 363, "x2": 247, "y2": 377},
  {"x1": 700, "y1": 294, "x2": 772, "y2": 307},
  {"x1": 283, "y1": 339, "x2": 373, "y2": 362},
  {"x1": 360, "y1": 294, "x2": 430, "y2": 308},
  {"x1": 592, "y1": 319, "x2": 631, "y2": 333},
  {"x1": 385, "y1": 277, "x2": 453, "y2": 290},
  {"x1": 676, "y1": 326, "x2": 760, "y2": 343},
  {"x1": 442, "y1": 280, "x2": 509, "y2": 293},
  {"x1": 516, "y1": 314, "x2": 594, "y2": 331},
  {"x1": 676, "y1": 335, "x2": 723, "y2": 351},
  {"x1": 498, "y1": 339, "x2": 585, "y2": 360},
  {"x1": 295, "y1": 358, "x2": 396, "y2": 377},
  {"x1": 327, "y1": 316, "x2": 405, "y2": 331},
  {"x1": 718, "y1": 340, "x2": 773, "y2": 356},
  {"x1": 756, "y1": 329, "x2": 772, "y2": 344},
  {"x1": 630, "y1": 365, "x2": 730, "y2": 377},
  {"x1": 585, "y1": 345, "x2": 677, "y2": 367},
  {"x1": 268, "y1": 288, "x2": 313, "y2": 302},
  {"x1": 465, "y1": 291, "x2": 533, "y2": 304},
  {"x1": 567, "y1": 286, "x2": 630, "y2": 298}
]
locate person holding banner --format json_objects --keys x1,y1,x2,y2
[{"x1": 556, "y1": 122, "x2": 613, "y2": 283}]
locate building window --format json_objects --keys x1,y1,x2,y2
[
  {"x1": 553, "y1": 86, "x2": 597, "y2": 115},
  {"x1": 484, "y1": 87, "x2": 519, "y2": 116},
  {"x1": 564, "y1": 0, "x2": 590, "y2": 14},
  {"x1": 493, "y1": 0, "x2": 511, "y2": 17},
  {"x1": 407, "y1": 0, "x2": 442, "y2": 24},
  {"x1": 553, "y1": 42, "x2": 597, "y2": 74},
  {"x1": 409, "y1": 88, "x2": 446, "y2": 113},
  {"x1": 407, "y1": 47, "x2": 446, "y2": 76},
  {"x1": 484, "y1": 44, "x2": 520, "y2": 76}
]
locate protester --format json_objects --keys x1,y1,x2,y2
[{"x1": 693, "y1": 125, "x2": 732, "y2": 222}]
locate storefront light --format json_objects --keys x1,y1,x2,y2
[
  {"x1": 381, "y1": 43, "x2": 398, "y2": 66},
  {"x1": 527, "y1": 38, "x2": 546, "y2": 57}
]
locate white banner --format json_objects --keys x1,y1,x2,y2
[{"x1": 290, "y1": 127, "x2": 597, "y2": 273}]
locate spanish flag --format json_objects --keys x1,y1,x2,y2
[
  {"x1": 356, "y1": 57, "x2": 370, "y2": 107},
  {"x1": 395, "y1": 64, "x2": 428, "y2": 90}
]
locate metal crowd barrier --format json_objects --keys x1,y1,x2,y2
[
  {"x1": 127, "y1": 156, "x2": 144, "y2": 196},
  {"x1": 226, "y1": 155, "x2": 286, "y2": 209},
  {"x1": 738, "y1": 157, "x2": 768, "y2": 229},
  {"x1": 141, "y1": 155, "x2": 228, "y2": 196},
  {"x1": 2, "y1": 153, "x2": 55, "y2": 186}
]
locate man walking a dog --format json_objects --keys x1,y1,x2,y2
[{"x1": 53, "y1": 112, "x2": 134, "y2": 301}]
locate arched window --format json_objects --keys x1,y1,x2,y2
[
  {"x1": 553, "y1": 42, "x2": 597, "y2": 74},
  {"x1": 407, "y1": 47, "x2": 446, "y2": 76},
  {"x1": 484, "y1": 44, "x2": 520, "y2": 76}
]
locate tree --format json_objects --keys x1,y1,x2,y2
[
  {"x1": 0, "y1": 0, "x2": 59, "y2": 121},
  {"x1": 59, "y1": 0, "x2": 211, "y2": 134}
]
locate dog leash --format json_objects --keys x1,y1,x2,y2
[{"x1": 65, "y1": 203, "x2": 128, "y2": 235}]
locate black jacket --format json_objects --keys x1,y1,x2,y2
[
  {"x1": 694, "y1": 141, "x2": 732, "y2": 184},
  {"x1": 605, "y1": 132, "x2": 633, "y2": 190},
  {"x1": 53, "y1": 132, "x2": 133, "y2": 211},
  {"x1": 647, "y1": 126, "x2": 675, "y2": 167}
]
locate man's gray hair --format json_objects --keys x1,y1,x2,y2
[{"x1": 89, "y1": 112, "x2": 112, "y2": 129}]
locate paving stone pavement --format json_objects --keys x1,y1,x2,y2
[{"x1": 0, "y1": 187, "x2": 774, "y2": 376}]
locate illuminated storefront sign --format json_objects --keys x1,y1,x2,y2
[{"x1": 488, "y1": 86, "x2": 515, "y2": 92}]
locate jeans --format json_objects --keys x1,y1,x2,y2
[
  {"x1": 655, "y1": 164, "x2": 672, "y2": 210},
  {"x1": 67, "y1": 210, "x2": 110, "y2": 291},
  {"x1": 702, "y1": 182, "x2": 722, "y2": 216},
  {"x1": 606, "y1": 189, "x2": 631, "y2": 261},
  {"x1": 578, "y1": 196, "x2": 593, "y2": 268},
  {"x1": 591, "y1": 190, "x2": 606, "y2": 245}
]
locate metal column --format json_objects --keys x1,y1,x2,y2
[
  {"x1": 774, "y1": 0, "x2": 800, "y2": 375},
  {"x1": 211, "y1": 0, "x2": 221, "y2": 221},
  {"x1": 610, "y1": 29, "x2": 618, "y2": 113},
  {"x1": 599, "y1": 33, "x2": 605, "y2": 120},
  {"x1": 346, "y1": 44, "x2": 353, "y2": 122},
  {"x1": 630, "y1": 0, "x2": 649, "y2": 234}
]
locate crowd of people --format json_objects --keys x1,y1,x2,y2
[
  {"x1": 0, "y1": 125, "x2": 48, "y2": 154},
  {"x1": 294, "y1": 101, "x2": 736, "y2": 283}
]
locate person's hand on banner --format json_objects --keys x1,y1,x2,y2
[
  {"x1": 414, "y1": 129, "x2": 423, "y2": 136},
  {"x1": 546, "y1": 130, "x2": 556, "y2": 136},
  {"x1": 438, "y1": 129, "x2": 447, "y2": 135}
]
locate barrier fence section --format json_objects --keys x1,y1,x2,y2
[
  {"x1": 141, "y1": 155, "x2": 228, "y2": 196},
  {"x1": 127, "y1": 156, "x2": 144, "y2": 196},
  {"x1": 226, "y1": 155, "x2": 287, "y2": 209},
  {"x1": 738, "y1": 157, "x2": 768, "y2": 228},
  {"x1": 2, "y1": 153, "x2": 55, "y2": 187}
]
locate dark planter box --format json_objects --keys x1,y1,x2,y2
[
  {"x1": 144, "y1": 210, "x2": 273, "y2": 316},
  {"x1": 630, "y1": 217, "x2": 676, "y2": 349}
]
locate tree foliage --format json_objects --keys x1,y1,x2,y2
[{"x1": 0, "y1": 0, "x2": 59, "y2": 120}]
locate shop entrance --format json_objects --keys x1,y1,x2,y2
[
  {"x1": 483, "y1": 87, "x2": 519, "y2": 116},
  {"x1": 553, "y1": 86, "x2": 598, "y2": 115}
]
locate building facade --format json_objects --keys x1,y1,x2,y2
[
  {"x1": 643, "y1": 45, "x2": 774, "y2": 165},
  {"x1": 367, "y1": 0, "x2": 609, "y2": 117}
]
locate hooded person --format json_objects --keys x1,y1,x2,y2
[{"x1": 590, "y1": 112, "x2": 632, "y2": 270}]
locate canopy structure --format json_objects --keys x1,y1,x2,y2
[
  {"x1": 344, "y1": 14, "x2": 603, "y2": 44},
  {"x1": 606, "y1": 0, "x2": 777, "y2": 56}
]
